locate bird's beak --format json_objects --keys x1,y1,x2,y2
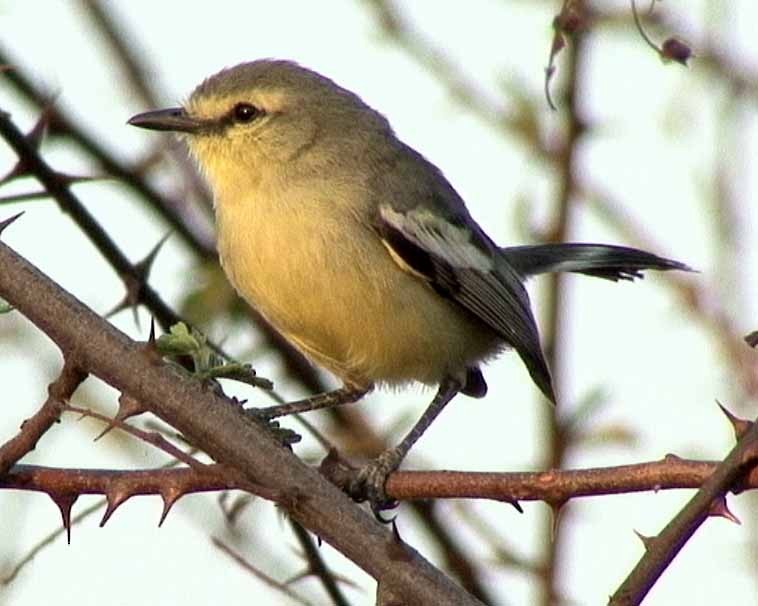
[{"x1": 127, "y1": 107, "x2": 202, "y2": 133}]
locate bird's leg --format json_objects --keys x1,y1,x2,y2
[
  {"x1": 255, "y1": 385, "x2": 371, "y2": 421},
  {"x1": 351, "y1": 376, "x2": 462, "y2": 510}
]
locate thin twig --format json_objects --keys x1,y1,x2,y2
[
  {"x1": 289, "y1": 520, "x2": 353, "y2": 606},
  {"x1": 212, "y1": 537, "x2": 315, "y2": 606},
  {"x1": 631, "y1": 0, "x2": 661, "y2": 54},
  {"x1": 539, "y1": 3, "x2": 588, "y2": 604},
  {"x1": 64, "y1": 404, "x2": 206, "y2": 470}
]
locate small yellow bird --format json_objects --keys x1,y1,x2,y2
[{"x1": 129, "y1": 60, "x2": 688, "y2": 508}]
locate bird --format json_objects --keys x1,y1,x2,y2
[{"x1": 128, "y1": 59, "x2": 689, "y2": 509}]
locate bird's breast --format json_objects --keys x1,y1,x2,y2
[{"x1": 214, "y1": 188, "x2": 500, "y2": 388}]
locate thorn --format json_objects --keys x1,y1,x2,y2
[
  {"x1": 716, "y1": 400, "x2": 752, "y2": 440},
  {"x1": 50, "y1": 493, "x2": 78, "y2": 544},
  {"x1": 135, "y1": 233, "x2": 171, "y2": 281},
  {"x1": 745, "y1": 330, "x2": 758, "y2": 349},
  {"x1": 116, "y1": 393, "x2": 148, "y2": 421},
  {"x1": 158, "y1": 486, "x2": 184, "y2": 527},
  {"x1": 106, "y1": 272, "x2": 145, "y2": 328},
  {"x1": 93, "y1": 420, "x2": 117, "y2": 442},
  {"x1": 708, "y1": 495, "x2": 741, "y2": 525},
  {"x1": 0, "y1": 211, "x2": 25, "y2": 235},
  {"x1": 103, "y1": 290, "x2": 136, "y2": 322},
  {"x1": 633, "y1": 529, "x2": 655, "y2": 550},
  {"x1": 26, "y1": 108, "x2": 51, "y2": 151},
  {"x1": 507, "y1": 499, "x2": 524, "y2": 514},
  {"x1": 100, "y1": 488, "x2": 131, "y2": 527},
  {"x1": 549, "y1": 500, "x2": 567, "y2": 540}
]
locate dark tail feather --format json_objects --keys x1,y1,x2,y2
[{"x1": 501, "y1": 243, "x2": 691, "y2": 281}]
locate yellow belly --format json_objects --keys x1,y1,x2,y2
[{"x1": 216, "y1": 194, "x2": 501, "y2": 388}]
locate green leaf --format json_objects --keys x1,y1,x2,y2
[
  {"x1": 157, "y1": 322, "x2": 272, "y2": 390},
  {"x1": 156, "y1": 322, "x2": 201, "y2": 357}
]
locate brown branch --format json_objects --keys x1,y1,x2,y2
[
  {"x1": 610, "y1": 414, "x2": 758, "y2": 605},
  {"x1": 0, "y1": 463, "x2": 241, "y2": 498},
  {"x1": 0, "y1": 232, "x2": 483, "y2": 604},
  {"x1": 0, "y1": 362, "x2": 85, "y2": 475},
  {"x1": 321, "y1": 454, "x2": 758, "y2": 504},
  {"x1": 8, "y1": 453, "x2": 755, "y2": 513}
]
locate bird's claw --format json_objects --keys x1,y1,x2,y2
[{"x1": 350, "y1": 454, "x2": 400, "y2": 518}]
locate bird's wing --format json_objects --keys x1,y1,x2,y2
[{"x1": 376, "y1": 203, "x2": 555, "y2": 403}]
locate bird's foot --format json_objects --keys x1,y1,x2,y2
[{"x1": 350, "y1": 450, "x2": 402, "y2": 517}]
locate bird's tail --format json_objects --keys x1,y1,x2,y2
[{"x1": 500, "y1": 243, "x2": 691, "y2": 281}]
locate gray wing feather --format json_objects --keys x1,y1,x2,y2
[{"x1": 377, "y1": 202, "x2": 555, "y2": 403}]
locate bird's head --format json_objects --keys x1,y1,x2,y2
[{"x1": 128, "y1": 60, "x2": 391, "y2": 199}]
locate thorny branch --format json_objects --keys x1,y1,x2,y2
[
  {"x1": 0, "y1": 225, "x2": 485, "y2": 605},
  {"x1": 4, "y1": 453, "x2": 754, "y2": 514},
  {"x1": 610, "y1": 412, "x2": 758, "y2": 605}
]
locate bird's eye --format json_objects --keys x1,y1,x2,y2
[{"x1": 233, "y1": 103, "x2": 261, "y2": 123}]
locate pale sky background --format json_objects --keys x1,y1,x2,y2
[{"x1": 0, "y1": 1, "x2": 756, "y2": 605}]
